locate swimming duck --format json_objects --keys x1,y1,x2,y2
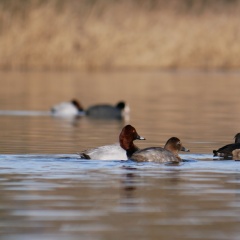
[
  {"x1": 79, "y1": 124, "x2": 145, "y2": 160},
  {"x1": 51, "y1": 99, "x2": 84, "y2": 117},
  {"x1": 86, "y1": 101, "x2": 130, "y2": 120},
  {"x1": 213, "y1": 133, "x2": 240, "y2": 158},
  {"x1": 51, "y1": 100, "x2": 129, "y2": 120},
  {"x1": 79, "y1": 143, "x2": 127, "y2": 160},
  {"x1": 126, "y1": 136, "x2": 189, "y2": 163}
]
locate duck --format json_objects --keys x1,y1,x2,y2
[
  {"x1": 213, "y1": 133, "x2": 240, "y2": 158},
  {"x1": 79, "y1": 143, "x2": 127, "y2": 160},
  {"x1": 51, "y1": 100, "x2": 130, "y2": 120},
  {"x1": 79, "y1": 124, "x2": 145, "y2": 160},
  {"x1": 51, "y1": 99, "x2": 84, "y2": 117},
  {"x1": 86, "y1": 101, "x2": 130, "y2": 120},
  {"x1": 125, "y1": 136, "x2": 189, "y2": 163}
]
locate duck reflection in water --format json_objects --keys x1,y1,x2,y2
[
  {"x1": 120, "y1": 167, "x2": 139, "y2": 205},
  {"x1": 119, "y1": 166, "x2": 186, "y2": 212}
]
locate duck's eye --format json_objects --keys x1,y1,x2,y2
[{"x1": 177, "y1": 141, "x2": 181, "y2": 145}]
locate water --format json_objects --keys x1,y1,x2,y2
[{"x1": 1, "y1": 71, "x2": 240, "y2": 240}]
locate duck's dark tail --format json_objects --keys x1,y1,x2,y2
[
  {"x1": 79, "y1": 153, "x2": 91, "y2": 159},
  {"x1": 213, "y1": 150, "x2": 218, "y2": 156}
]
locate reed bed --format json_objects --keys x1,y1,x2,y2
[{"x1": 1, "y1": 0, "x2": 240, "y2": 70}]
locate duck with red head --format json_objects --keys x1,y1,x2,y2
[
  {"x1": 119, "y1": 125, "x2": 146, "y2": 158},
  {"x1": 51, "y1": 99, "x2": 130, "y2": 120},
  {"x1": 79, "y1": 125, "x2": 145, "y2": 160}
]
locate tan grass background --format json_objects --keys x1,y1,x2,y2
[{"x1": 1, "y1": 0, "x2": 240, "y2": 70}]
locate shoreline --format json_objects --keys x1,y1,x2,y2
[{"x1": 1, "y1": 0, "x2": 240, "y2": 70}]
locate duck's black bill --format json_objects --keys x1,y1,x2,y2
[{"x1": 181, "y1": 146, "x2": 190, "y2": 152}]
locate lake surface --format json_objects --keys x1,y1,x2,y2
[{"x1": 1, "y1": 71, "x2": 240, "y2": 240}]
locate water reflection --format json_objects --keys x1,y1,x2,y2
[
  {"x1": 1, "y1": 156, "x2": 240, "y2": 239},
  {"x1": 1, "y1": 71, "x2": 240, "y2": 240},
  {"x1": 121, "y1": 171, "x2": 138, "y2": 205}
]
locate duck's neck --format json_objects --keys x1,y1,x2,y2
[
  {"x1": 164, "y1": 144, "x2": 177, "y2": 154},
  {"x1": 164, "y1": 145, "x2": 180, "y2": 160},
  {"x1": 71, "y1": 100, "x2": 84, "y2": 111},
  {"x1": 126, "y1": 146, "x2": 139, "y2": 158},
  {"x1": 120, "y1": 140, "x2": 139, "y2": 158}
]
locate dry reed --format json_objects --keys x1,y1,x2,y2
[{"x1": 1, "y1": 0, "x2": 240, "y2": 70}]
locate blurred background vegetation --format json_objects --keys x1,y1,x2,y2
[{"x1": 1, "y1": 0, "x2": 240, "y2": 71}]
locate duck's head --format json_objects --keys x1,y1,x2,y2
[
  {"x1": 119, "y1": 125, "x2": 145, "y2": 150},
  {"x1": 234, "y1": 133, "x2": 240, "y2": 143},
  {"x1": 164, "y1": 137, "x2": 190, "y2": 154},
  {"x1": 71, "y1": 99, "x2": 84, "y2": 111}
]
